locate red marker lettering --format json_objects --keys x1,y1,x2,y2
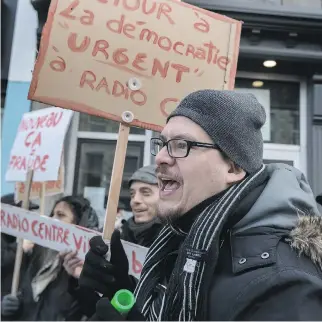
[
  {"x1": 1, "y1": 210, "x2": 6, "y2": 226},
  {"x1": 59, "y1": 0, "x2": 79, "y2": 20},
  {"x1": 80, "y1": 71, "x2": 96, "y2": 90},
  {"x1": 73, "y1": 234, "x2": 83, "y2": 251},
  {"x1": 132, "y1": 251, "x2": 142, "y2": 274},
  {"x1": 63, "y1": 229, "x2": 70, "y2": 246},
  {"x1": 32, "y1": 220, "x2": 39, "y2": 236},
  {"x1": 68, "y1": 32, "x2": 91, "y2": 52},
  {"x1": 57, "y1": 227, "x2": 64, "y2": 243},
  {"x1": 21, "y1": 218, "x2": 29, "y2": 232},
  {"x1": 157, "y1": 3, "x2": 174, "y2": 25},
  {"x1": 151, "y1": 58, "x2": 169, "y2": 78}
]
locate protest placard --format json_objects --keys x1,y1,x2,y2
[
  {"x1": 1, "y1": 203, "x2": 147, "y2": 278},
  {"x1": 28, "y1": 0, "x2": 241, "y2": 131},
  {"x1": 15, "y1": 157, "x2": 65, "y2": 201},
  {"x1": 6, "y1": 107, "x2": 73, "y2": 182}
]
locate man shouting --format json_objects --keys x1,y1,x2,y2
[{"x1": 80, "y1": 90, "x2": 322, "y2": 321}]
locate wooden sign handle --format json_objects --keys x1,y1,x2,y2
[
  {"x1": 103, "y1": 123, "x2": 130, "y2": 241},
  {"x1": 11, "y1": 170, "x2": 34, "y2": 296},
  {"x1": 39, "y1": 182, "x2": 46, "y2": 216}
]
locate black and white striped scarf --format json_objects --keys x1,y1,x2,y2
[{"x1": 134, "y1": 165, "x2": 267, "y2": 321}]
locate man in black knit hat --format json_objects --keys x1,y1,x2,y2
[{"x1": 80, "y1": 90, "x2": 322, "y2": 321}]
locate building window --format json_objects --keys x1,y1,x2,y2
[
  {"x1": 235, "y1": 78, "x2": 300, "y2": 145},
  {"x1": 79, "y1": 113, "x2": 145, "y2": 134},
  {"x1": 73, "y1": 138, "x2": 144, "y2": 212}
]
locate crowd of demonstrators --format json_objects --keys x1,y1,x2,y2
[
  {"x1": 0, "y1": 165, "x2": 162, "y2": 321},
  {"x1": 1, "y1": 90, "x2": 321, "y2": 321},
  {"x1": 1, "y1": 195, "x2": 99, "y2": 321},
  {"x1": 79, "y1": 90, "x2": 322, "y2": 321},
  {"x1": 1, "y1": 194, "x2": 39, "y2": 298}
]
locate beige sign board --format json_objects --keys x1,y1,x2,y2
[
  {"x1": 29, "y1": 0, "x2": 242, "y2": 132},
  {"x1": 15, "y1": 157, "x2": 64, "y2": 201}
]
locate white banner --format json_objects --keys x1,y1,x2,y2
[
  {"x1": 1, "y1": 204, "x2": 147, "y2": 279},
  {"x1": 6, "y1": 107, "x2": 73, "y2": 182}
]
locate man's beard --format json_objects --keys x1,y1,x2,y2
[{"x1": 156, "y1": 203, "x2": 184, "y2": 225}]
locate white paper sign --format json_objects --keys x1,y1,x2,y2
[
  {"x1": 5, "y1": 107, "x2": 73, "y2": 182},
  {"x1": 234, "y1": 88, "x2": 271, "y2": 141},
  {"x1": 1, "y1": 204, "x2": 148, "y2": 278}
]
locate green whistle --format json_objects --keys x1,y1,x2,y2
[{"x1": 111, "y1": 289, "x2": 135, "y2": 315}]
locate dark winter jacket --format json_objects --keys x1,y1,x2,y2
[
  {"x1": 1, "y1": 194, "x2": 39, "y2": 298},
  {"x1": 121, "y1": 217, "x2": 163, "y2": 247},
  {"x1": 14, "y1": 249, "x2": 84, "y2": 321},
  {"x1": 141, "y1": 164, "x2": 322, "y2": 320},
  {"x1": 1, "y1": 234, "x2": 18, "y2": 298}
]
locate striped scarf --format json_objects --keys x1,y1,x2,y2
[{"x1": 134, "y1": 165, "x2": 267, "y2": 321}]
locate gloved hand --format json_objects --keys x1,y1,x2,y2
[
  {"x1": 90, "y1": 297, "x2": 146, "y2": 321},
  {"x1": 1, "y1": 294, "x2": 21, "y2": 317},
  {"x1": 89, "y1": 298, "x2": 124, "y2": 321},
  {"x1": 79, "y1": 230, "x2": 135, "y2": 299}
]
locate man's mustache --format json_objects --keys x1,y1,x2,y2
[{"x1": 156, "y1": 165, "x2": 182, "y2": 183}]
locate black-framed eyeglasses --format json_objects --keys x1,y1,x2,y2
[{"x1": 150, "y1": 138, "x2": 220, "y2": 158}]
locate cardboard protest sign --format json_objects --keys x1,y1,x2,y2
[
  {"x1": 28, "y1": 0, "x2": 241, "y2": 131},
  {"x1": 6, "y1": 107, "x2": 73, "y2": 182},
  {"x1": 1, "y1": 204, "x2": 147, "y2": 278},
  {"x1": 15, "y1": 156, "x2": 65, "y2": 201}
]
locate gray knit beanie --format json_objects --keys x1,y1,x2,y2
[
  {"x1": 129, "y1": 165, "x2": 157, "y2": 187},
  {"x1": 167, "y1": 90, "x2": 266, "y2": 173}
]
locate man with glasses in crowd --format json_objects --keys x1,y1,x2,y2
[{"x1": 79, "y1": 90, "x2": 322, "y2": 321}]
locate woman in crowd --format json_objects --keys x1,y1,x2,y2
[{"x1": 1, "y1": 195, "x2": 99, "y2": 321}]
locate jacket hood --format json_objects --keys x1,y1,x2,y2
[
  {"x1": 234, "y1": 163, "x2": 322, "y2": 269},
  {"x1": 289, "y1": 214, "x2": 322, "y2": 270}
]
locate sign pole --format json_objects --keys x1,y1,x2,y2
[
  {"x1": 103, "y1": 123, "x2": 130, "y2": 241},
  {"x1": 11, "y1": 169, "x2": 34, "y2": 296},
  {"x1": 39, "y1": 182, "x2": 46, "y2": 216}
]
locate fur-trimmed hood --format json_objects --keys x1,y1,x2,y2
[
  {"x1": 234, "y1": 163, "x2": 322, "y2": 269},
  {"x1": 289, "y1": 214, "x2": 322, "y2": 270}
]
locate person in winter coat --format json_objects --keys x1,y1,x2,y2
[
  {"x1": 1, "y1": 194, "x2": 39, "y2": 298},
  {"x1": 79, "y1": 90, "x2": 322, "y2": 321},
  {"x1": 1, "y1": 195, "x2": 99, "y2": 321},
  {"x1": 73, "y1": 166, "x2": 162, "y2": 318},
  {"x1": 121, "y1": 165, "x2": 162, "y2": 247}
]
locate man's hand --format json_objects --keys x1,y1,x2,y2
[
  {"x1": 60, "y1": 250, "x2": 84, "y2": 279},
  {"x1": 22, "y1": 239, "x2": 34, "y2": 253},
  {"x1": 89, "y1": 298, "x2": 124, "y2": 321},
  {"x1": 79, "y1": 230, "x2": 135, "y2": 299},
  {"x1": 1, "y1": 295, "x2": 21, "y2": 317},
  {"x1": 90, "y1": 297, "x2": 145, "y2": 321}
]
